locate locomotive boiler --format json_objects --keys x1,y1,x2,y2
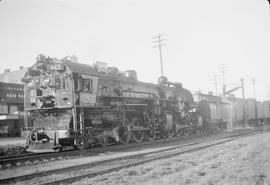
[{"x1": 23, "y1": 55, "x2": 193, "y2": 151}]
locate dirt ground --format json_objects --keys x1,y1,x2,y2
[{"x1": 72, "y1": 130, "x2": 270, "y2": 185}]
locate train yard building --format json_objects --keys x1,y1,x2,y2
[{"x1": 0, "y1": 67, "x2": 27, "y2": 137}]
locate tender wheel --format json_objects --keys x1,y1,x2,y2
[
  {"x1": 118, "y1": 118, "x2": 132, "y2": 144},
  {"x1": 75, "y1": 135, "x2": 88, "y2": 150},
  {"x1": 131, "y1": 118, "x2": 145, "y2": 143}
]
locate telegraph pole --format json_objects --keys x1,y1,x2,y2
[
  {"x1": 213, "y1": 75, "x2": 218, "y2": 95},
  {"x1": 252, "y1": 77, "x2": 256, "y2": 99},
  {"x1": 251, "y1": 77, "x2": 258, "y2": 120},
  {"x1": 220, "y1": 64, "x2": 226, "y2": 95},
  {"x1": 153, "y1": 34, "x2": 166, "y2": 77},
  {"x1": 241, "y1": 78, "x2": 247, "y2": 127},
  {"x1": 209, "y1": 74, "x2": 221, "y2": 95}
]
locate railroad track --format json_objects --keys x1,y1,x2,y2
[
  {"x1": 0, "y1": 127, "x2": 267, "y2": 185},
  {"x1": 0, "y1": 130, "x2": 225, "y2": 167},
  {"x1": 0, "y1": 127, "x2": 257, "y2": 169}
]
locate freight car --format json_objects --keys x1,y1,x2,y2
[
  {"x1": 228, "y1": 97, "x2": 270, "y2": 126},
  {"x1": 263, "y1": 101, "x2": 270, "y2": 123},
  {"x1": 197, "y1": 94, "x2": 270, "y2": 129},
  {"x1": 23, "y1": 55, "x2": 194, "y2": 151}
]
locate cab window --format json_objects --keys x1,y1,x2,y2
[{"x1": 82, "y1": 78, "x2": 93, "y2": 93}]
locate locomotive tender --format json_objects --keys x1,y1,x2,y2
[{"x1": 23, "y1": 55, "x2": 194, "y2": 151}]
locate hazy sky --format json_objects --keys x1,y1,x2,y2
[{"x1": 0, "y1": 0, "x2": 270, "y2": 100}]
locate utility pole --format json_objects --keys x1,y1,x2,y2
[
  {"x1": 152, "y1": 34, "x2": 166, "y2": 77},
  {"x1": 251, "y1": 77, "x2": 258, "y2": 120},
  {"x1": 241, "y1": 78, "x2": 247, "y2": 127},
  {"x1": 252, "y1": 77, "x2": 256, "y2": 99},
  {"x1": 209, "y1": 74, "x2": 221, "y2": 95},
  {"x1": 213, "y1": 74, "x2": 220, "y2": 121},
  {"x1": 214, "y1": 75, "x2": 218, "y2": 95},
  {"x1": 213, "y1": 75, "x2": 218, "y2": 95},
  {"x1": 220, "y1": 64, "x2": 226, "y2": 95}
]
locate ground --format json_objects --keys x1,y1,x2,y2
[{"x1": 72, "y1": 131, "x2": 270, "y2": 185}]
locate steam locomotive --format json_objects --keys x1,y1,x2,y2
[{"x1": 23, "y1": 55, "x2": 195, "y2": 151}]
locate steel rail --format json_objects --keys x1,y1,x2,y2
[
  {"x1": 0, "y1": 130, "x2": 228, "y2": 167},
  {"x1": 0, "y1": 127, "x2": 260, "y2": 167}
]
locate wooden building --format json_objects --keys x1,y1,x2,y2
[{"x1": 0, "y1": 67, "x2": 27, "y2": 137}]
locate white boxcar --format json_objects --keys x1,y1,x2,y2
[
  {"x1": 234, "y1": 99, "x2": 244, "y2": 122},
  {"x1": 246, "y1": 98, "x2": 256, "y2": 120},
  {"x1": 263, "y1": 101, "x2": 270, "y2": 119},
  {"x1": 219, "y1": 103, "x2": 233, "y2": 121},
  {"x1": 256, "y1": 101, "x2": 264, "y2": 119},
  {"x1": 218, "y1": 102, "x2": 233, "y2": 129}
]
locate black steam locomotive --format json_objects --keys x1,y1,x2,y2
[{"x1": 23, "y1": 55, "x2": 195, "y2": 151}]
